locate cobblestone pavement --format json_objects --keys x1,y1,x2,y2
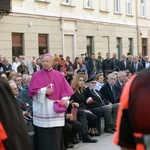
[{"x1": 72, "y1": 133, "x2": 120, "y2": 150}]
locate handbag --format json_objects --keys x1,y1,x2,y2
[
  {"x1": 53, "y1": 100, "x2": 67, "y2": 113},
  {"x1": 70, "y1": 107, "x2": 77, "y2": 121}
]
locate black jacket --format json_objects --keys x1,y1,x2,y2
[
  {"x1": 85, "y1": 87, "x2": 109, "y2": 107},
  {"x1": 100, "y1": 82, "x2": 121, "y2": 104}
]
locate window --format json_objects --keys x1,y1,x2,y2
[
  {"x1": 36, "y1": 0, "x2": 51, "y2": 3},
  {"x1": 114, "y1": 0, "x2": 121, "y2": 13},
  {"x1": 142, "y1": 38, "x2": 147, "y2": 56},
  {"x1": 126, "y1": 0, "x2": 132, "y2": 15},
  {"x1": 86, "y1": 36, "x2": 94, "y2": 56},
  {"x1": 100, "y1": 0, "x2": 108, "y2": 12},
  {"x1": 116, "y1": 37, "x2": 122, "y2": 60},
  {"x1": 141, "y1": 0, "x2": 146, "y2": 17},
  {"x1": 38, "y1": 34, "x2": 48, "y2": 56},
  {"x1": 84, "y1": 0, "x2": 93, "y2": 9},
  {"x1": 12, "y1": 33, "x2": 23, "y2": 57},
  {"x1": 128, "y1": 38, "x2": 133, "y2": 55},
  {"x1": 62, "y1": 0, "x2": 71, "y2": 5}
]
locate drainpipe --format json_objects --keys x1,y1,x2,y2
[{"x1": 135, "y1": 0, "x2": 139, "y2": 55}]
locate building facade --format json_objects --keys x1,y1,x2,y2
[
  {"x1": 0, "y1": 0, "x2": 141, "y2": 61},
  {"x1": 137, "y1": 0, "x2": 150, "y2": 56}
]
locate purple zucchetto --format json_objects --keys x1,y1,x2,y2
[{"x1": 42, "y1": 53, "x2": 54, "y2": 60}]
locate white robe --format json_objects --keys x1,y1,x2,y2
[{"x1": 33, "y1": 87, "x2": 69, "y2": 128}]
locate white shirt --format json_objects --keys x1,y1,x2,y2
[
  {"x1": 12, "y1": 61, "x2": 20, "y2": 73},
  {"x1": 145, "y1": 62, "x2": 150, "y2": 69},
  {"x1": 94, "y1": 82, "x2": 104, "y2": 91}
]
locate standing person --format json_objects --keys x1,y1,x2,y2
[
  {"x1": 114, "y1": 68, "x2": 150, "y2": 150},
  {"x1": 143, "y1": 56, "x2": 150, "y2": 69},
  {"x1": 0, "y1": 77, "x2": 32, "y2": 150},
  {"x1": 65, "y1": 56, "x2": 73, "y2": 71},
  {"x1": 119, "y1": 54, "x2": 128, "y2": 71},
  {"x1": 86, "y1": 53, "x2": 101, "y2": 77},
  {"x1": 102, "y1": 53, "x2": 114, "y2": 77},
  {"x1": 128, "y1": 55, "x2": 144, "y2": 74},
  {"x1": 28, "y1": 60, "x2": 40, "y2": 75},
  {"x1": 59, "y1": 54, "x2": 68, "y2": 75},
  {"x1": 111, "y1": 53, "x2": 120, "y2": 71},
  {"x1": 28, "y1": 53, "x2": 74, "y2": 150},
  {"x1": 12, "y1": 56, "x2": 20, "y2": 73}
]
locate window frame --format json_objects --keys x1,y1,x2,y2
[
  {"x1": 84, "y1": 0, "x2": 93, "y2": 9},
  {"x1": 114, "y1": 0, "x2": 121, "y2": 13},
  {"x1": 36, "y1": 0, "x2": 51, "y2": 3},
  {"x1": 126, "y1": 0, "x2": 132, "y2": 15},
  {"x1": 12, "y1": 33, "x2": 24, "y2": 57},
  {"x1": 99, "y1": 0, "x2": 109, "y2": 12},
  {"x1": 62, "y1": 0, "x2": 71, "y2": 5},
  {"x1": 38, "y1": 34, "x2": 48, "y2": 56},
  {"x1": 141, "y1": 0, "x2": 146, "y2": 18}
]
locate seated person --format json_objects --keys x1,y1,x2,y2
[
  {"x1": 19, "y1": 76, "x2": 33, "y2": 106},
  {"x1": 63, "y1": 104, "x2": 82, "y2": 148},
  {"x1": 94, "y1": 71, "x2": 105, "y2": 92},
  {"x1": 9, "y1": 82, "x2": 33, "y2": 132},
  {"x1": 0, "y1": 75, "x2": 31, "y2": 150},
  {"x1": 100, "y1": 73, "x2": 120, "y2": 126},
  {"x1": 70, "y1": 74, "x2": 98, "y2": 143},
  {"x1": 85, "y1": 76, "x2": 115, "y2": 134}
]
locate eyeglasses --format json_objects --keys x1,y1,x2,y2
[
  {"x1": 12, "y1": 88, "x2": 18, "y2": 91},
  {"x1": 91, "y1": 82, "x2": 96, "y2": 84}
]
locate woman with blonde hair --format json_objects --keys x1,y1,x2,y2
[{"x1": 70, "y1": 74, "x2": 98, "y2": 143}]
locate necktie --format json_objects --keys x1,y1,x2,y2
[
  {"x1": 33, "y1": 66, "x2": 37, "y2": 73},
  {"x1": 134, "y1": 64, "x2": 137, "y2": 71},
  {"x1": 124, "y1": 61, "x2": 126, "y2": 68},
  {"x1": 112, "y1": 86, "x2": 117, "y2": 102}
]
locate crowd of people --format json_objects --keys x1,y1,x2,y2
[{"x1": 0, "y1": 51, "x2": 148, "y2": 150}]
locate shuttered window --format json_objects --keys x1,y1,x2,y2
[
  {"x1": 38, "y1": 34, "x2": 48, "y2": 55},
  {"x1": 12, "y1": 33, "x2": 23, "y2": 56}
]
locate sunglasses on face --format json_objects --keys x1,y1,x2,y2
[{"x1": 91, "y1": 82, "x2": 96, "y2": 84}]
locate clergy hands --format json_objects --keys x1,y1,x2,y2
[{"x1": 46, "y1": 88, "x2": 53, "y2": 95}]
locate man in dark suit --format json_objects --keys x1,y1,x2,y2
[
  {"x1": 100, "y1": 73, "x2": 120, "y2": 125},
  {"x1": 126, "y1": 55, "x2": 133, "y2": 70},
  {"x1": 138, "y1": 53, "x2": 145, "y2": 66},
  {"x1": 115, "y1": 71, "x2": 127, "y2": 93},
  {"x1": 102, "y1": 53, "x2": 114, "y2": 77},
  {"x1": 111, "y1": 53, "x2": 120, "y2": 71},
  {"x1": 86, "y1": 53, "x2": 101, "y2": 77},
  {"x1": 15, "y1": 76, "x2": 23, "y2": 93},
  {"x1": 119, "y1": 55, "x2": 128, "y2": 71},
  {"x1": 85, "y1": 77, "x2": 115, "y2": 134},
  {"x1": 143, "y1": 56, "x2": 150, "y2": 69},
  {"x1": 128, "y1": 55, "x2": 144, "y2": 74}
]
